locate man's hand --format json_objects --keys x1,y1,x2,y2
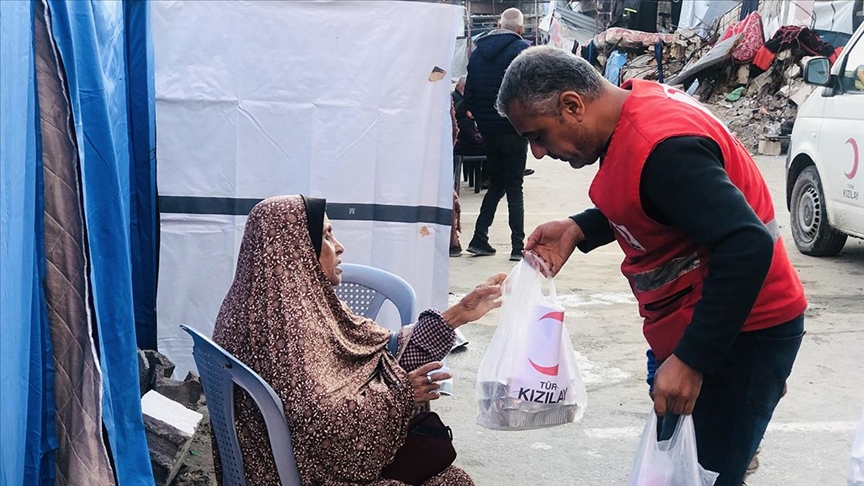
[
  {"x1": 524, "y1": 219, "x2": 584, "y2": 277},
  {"x1": 407, "y1": 361, "x2": 451, "y2": 407},
  {"x1": 442, "y1": 273, "x2": 506, "y2": 328},
  {"x1": 652, "y1": 354, "x2": 703, "y2": 416}
]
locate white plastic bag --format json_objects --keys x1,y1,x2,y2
[
  {"x1": 628, "y1": 412, "x2": 718, "y2": 486},
  {"x1": 850, "y1": 408, "x2": 864, "y2": 486},
  {"x1": 475, "y1": 254, "x2": 587, "y2": 430}
]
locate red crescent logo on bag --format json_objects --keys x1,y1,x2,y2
[
  {"x1": 528, "y1": 311, "x2": 565, "y2": 376},
  {"x1": 528, "y1": 360, "x2": 559, "y2": 375}
]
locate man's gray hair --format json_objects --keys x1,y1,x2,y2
[
  {"x1": 457, "y1": 75, "x2": 467, "y2": 86},
  {"x1": 500, "y1": 7, "x2": 524, "y2": 32},
  {"x1": 496, "y1": 46, "x2": 607, "y2": 117}
]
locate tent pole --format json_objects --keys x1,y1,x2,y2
[{"x1": 535, "y1": 0, "x2": 539, "y2": 45}]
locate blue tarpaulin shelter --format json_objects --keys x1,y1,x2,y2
[{"x1": 1, "y1": 1, "x2": 158, "y2": 484}]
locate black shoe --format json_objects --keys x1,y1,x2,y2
[
  {"x1": 449, "y1": 246, "x2": 462, "y2": 257},
  {"x1": 466, "y1": 242, "x2": 496, "y2": 256},
  {"x1": 524, "y1": 169, "x2": 535, "y2": 176},
  {"x1": 509, "y1": 251, "x2": 523, "y2": 262}
]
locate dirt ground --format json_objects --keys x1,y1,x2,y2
[
  {"x1": 171, "y1": 411, "x2": 214, "y2": 486},
  {"x1": 174, "y1": 142, "x2": 864, "y2": 486}
]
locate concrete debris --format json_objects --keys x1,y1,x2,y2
[
  {"x1": 142, "y1": 390, "x2": 204, "y2": 486},
  {"x1": 139, "y1": 349, "x2": 176, "y2": 396},
  {"x1": 788, "y1": 83, "x2": 815, "y2": 107},
  {"x1": 612, "y1": 28, "x2": 705, "y2": 84},
  {"x1": 746, "y1": 70, "x2": 776, "y2": 98},
  {"x1": 153, "y1": 371, "x2": 204, "y2": 411},
  {"x1": 138, "y1": 349, "x2": 208, "y2": 484},
  {"x1": 758, "y1": 136, "x2": 784, "y2": 156},
  {"x1": 146, "y1": 349, "x2": 176, "y2": 378},
  {"x1": 138, "y1": 349, "x2": 153, "y2": 395},
  {"x1": 735, "y1": 65, "x2": 750, "y2": 86},
  {"x1": 785, "y1": 64, "x2": 802, "y2": 80},
  {"x1": 585, "y1": 22, "x2": 844, "y2": 155}
]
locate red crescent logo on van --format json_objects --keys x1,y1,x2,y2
[
  {"x1": 528, "y1": 311, "x2": 566, "y2": 375},
  {"x1": 846, "y1": 138, "x2": 859, "y2": 180}
]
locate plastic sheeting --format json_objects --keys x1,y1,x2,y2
[
  {"x1": 45, "y1": 1, "x2": 155, "y2": 483},
  {"x1": 0, "y1": 2, "x2": 57, "y2": 485},
  {"x1": 0, "y1": 2, "x2": 58, "y2": 485},
  {"x1": 153, "y1": 1, "x2": 463, "y2": 376},
  {"x1": 814, "y1": 0, "x2": 855, "y2": 35},
  {"x1": 124, "y1": 1, "x2": 159, "y2": 351},
  {"x1": 678, "y1": 0, "x2": 739, "y2": 35},
  {"x1": 605, "y1": 50, "x2": 628, "y2": 85}
]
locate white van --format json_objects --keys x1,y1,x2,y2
[{"x1": 787, "y1": 22, "x2": 864, "y2": 256}]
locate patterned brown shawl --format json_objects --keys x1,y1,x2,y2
[{"x1": 212, "y1": 195, "x2": 413, "y2": 484}]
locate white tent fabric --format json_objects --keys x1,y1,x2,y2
[
  {"x1": 153, "y1": 1, "x2": 463, "y2": 376},
  {"x1": 814, "y1": 0, "x2": 855, "y2": 34}
]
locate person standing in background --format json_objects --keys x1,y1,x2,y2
[{"x1": 463, "y1": 7, "x2": 530, "y2": 262}]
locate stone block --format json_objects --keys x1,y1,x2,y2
[
  {"x1": 736, "y1": 64, "x2": 750, "y2": 85},
  {"x1": 746, "y1": 70, "x2": 774, "y2": 98},
  {"x1": 143, "y1": 349, "x2": 176, "y2": 379},
  {"x1": 758, "y1": 136, "x2": 782, "y2": 156},
  {"x1": 785, "y1": 64, "x2": 801, "y2": 80},
  {"x1": 789, "y1": 84, "x2": 814, "y2": 106},
  {"x1": 153, "y1": 371, "x2": 204, "y2": 411},
  {"x1": 138, "y1": 349, "x2": 153, "y2": 396}
]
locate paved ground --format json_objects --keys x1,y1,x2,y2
[{"x1": 442, "y1": 154, "x2": 864, "y2": 485}]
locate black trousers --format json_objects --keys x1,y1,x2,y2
[{"x1": 470, "y1": 132, "x2": 528, "y2": 252}]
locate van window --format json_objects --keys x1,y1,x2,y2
[{"x1": 842, "y1": 35, "x2": 864, "y2": 93}]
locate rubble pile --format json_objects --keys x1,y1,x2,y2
[
  {"x1": 616, "y1": 29, "x2": 707, "y2": 84},
  {"x1": 138, "y1": 350, "x2": 214, "y2": 486},
  {"x1": 590, "y1": 19, "x2": 843, "y2": 154},
  {"x1": 691, "y1": 53, "x2": 815, "y2": 152}
]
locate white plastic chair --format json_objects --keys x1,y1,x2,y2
[
  {"x1": 181, "y1": 325, "x2": 301, "y2": 486},
  {"x1": 335, "y1": 264, "x2": 456, "y2": 392},
  {"x1": 334, "y1": 263, "x2": 416, "y2": 326}
]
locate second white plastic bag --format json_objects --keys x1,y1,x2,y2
[
  {"x1": 628, "y1": 412, "x2": 719, "y2": 486},
  {"x1": 475, "y1": 254, "x2": 587, "y2": 430},
  {"x1": 850, "y1": 408, "x2": 864, "y2": 486}
]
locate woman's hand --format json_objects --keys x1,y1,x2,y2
[
  {"x1": 442, "y1": 273, "x2": 506, "y2": 328},
  {"x1": 407, "y1": 361, "x2": 451, "y2": 407}
]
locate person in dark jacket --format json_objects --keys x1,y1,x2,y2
[
  {"x1": 453, "y1": 76, "x2": 485, "y2": 158},
  {"x1": 463, "y1": 7, "x2": 530, "y2": 261}
]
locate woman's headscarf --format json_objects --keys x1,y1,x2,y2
[
  {"x1": 212, "y1": 195, "x2": 413, "y2": 485},
  {"x1": 301, "y1": 195, "x2": 325, "y2": 258}
]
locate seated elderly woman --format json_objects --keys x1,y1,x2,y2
[{"x1": 212, "y1": 195, "x2": 505, "y2": 485}]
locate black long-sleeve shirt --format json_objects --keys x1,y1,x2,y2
[{"x1": 571, "y1": 136, "x2": 775, "y2": 375}]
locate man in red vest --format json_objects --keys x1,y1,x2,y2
[{"x1": 497, "y1": 46, "x2": 807, "y2": 485}]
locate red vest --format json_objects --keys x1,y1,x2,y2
[{"x1": 589, "y1": 80, "x2": 807, "y2": 361}]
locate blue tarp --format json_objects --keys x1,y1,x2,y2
[
  {"x1": 2, "y1": 1, "x2": 157, "y2": 482},
  {"x1": 124, "y1": 1, "x2": 159, "y2": 351},
  {"x1": 0, "y1": 2, "x2": 57, "y2": 485},
  {"x1": 604, "y1": 50, "x2": 628, "y2": 85},
  {"x1": 45, "y1": 1, "x2": 155, "y2": 483}
]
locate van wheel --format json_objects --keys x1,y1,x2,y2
[{"x1": 790, "y1": 166, "x2": 847, "y2": 256}]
